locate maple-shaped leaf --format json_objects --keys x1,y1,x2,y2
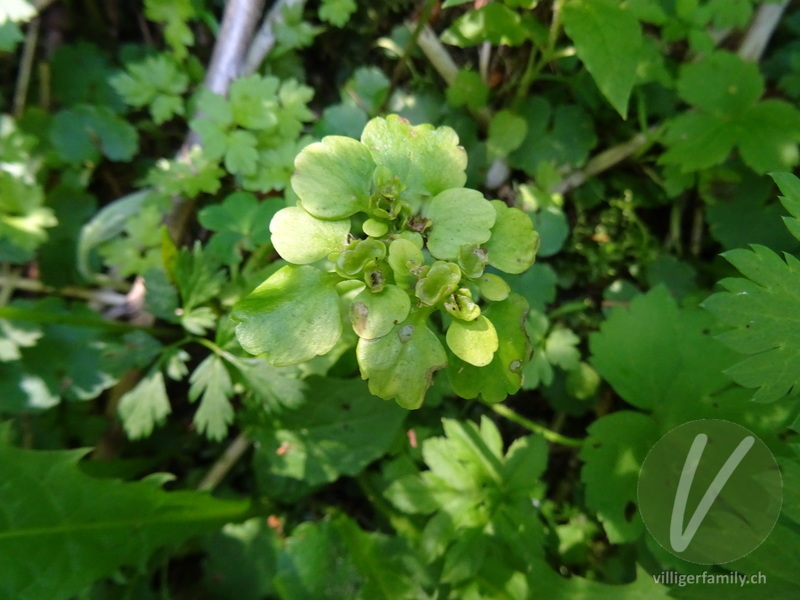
[{"x1": 661, "y1": 52, "x2": 800, "y2": 173}]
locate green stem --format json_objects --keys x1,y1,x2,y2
[{"x1": 489, "y1": 403, "x2": 584, "y2": 447}]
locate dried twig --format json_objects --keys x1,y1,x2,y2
[{"x1": 243, "y1": 0, "x2": 303, "y2": 76}]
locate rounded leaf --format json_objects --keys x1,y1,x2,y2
[
  {"x1": 232, "y1": 265, "x2": 342, "y2": 365},
  {"x1": 270, "y1": 206, "x2": 350, "y2": 264},
  {"x1": 388, "y1": 238, "x2": 425, "y2": 289},
  {"x1": 292, "y1": 136, "x2": 375, "y2": 219},
  {"x1": 361, "y1": 115, "x2": 467, "y2": 209},
  {"x1": 357, "y1": 314, "x2": 447, "y2": 409},
  {"x1": 351, "y1": 284, "x2": 412, "y2": 339},
  {"x1": 415, "y1": 261, "x2": 461, "y2": 306},
  {"x1": 486, "y1": 200, "x2": 539, "y2": 274},
  {"x1": 426, "y1": 189, "x2": 496, "y2": 260},
  {"x1": 446, "y1": 315, "x2": 499, "y2": 367},
  {"x1": 478, "y1": 273, "x2": 510, "y2": 301}
]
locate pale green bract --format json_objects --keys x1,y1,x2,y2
[{"x1": 233, "y1": 115, "x2": 539, "y2": 407}]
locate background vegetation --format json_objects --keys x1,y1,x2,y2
[{"x1": 1, "y1": 0, "x2": 800, "y2": 598}]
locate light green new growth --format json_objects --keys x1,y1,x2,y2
[{"x1": 233, "y1": 115, "x2": 540, "y2": 408}]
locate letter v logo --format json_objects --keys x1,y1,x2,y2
[{"x1": 669, "y1": 433, "x2": 754, "y2": 552}]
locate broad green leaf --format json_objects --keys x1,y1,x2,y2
[
  {"x1": 117, "y1": 368, "x2": 171, "y2": 439},
  {"x1": 292, "y1": 136, "x2": 374, "y2": 219},
  {"x1": 270, "y1": 206, "x2": 350, "y2": 265},
  {"x1": 0, "y1": 443, "x2": 250, "y2": 600},
  {"x1": 252, "y1": 377, "x2": 406, "y2": 486},
  {"x1": 590, "y1": 287, "x2": 736, "y2": 411},
  {"x1": 487, "y1": 110, "x2": 527, "y2": 159},
  {"x1": 562, "y1": 0, "x2": 642, "y2": 118},
  {"x1": 0, "y1": 316, "x2": 40, "y2": 361},
  {"x1": 426, "y1": 188, "x2": 496, "y2": 260},
  {"x1": 357, "y1": 312, "x2": 447, "y2": 409},
  {"x1": 50, "y1": 105, "x2": 138, "y2": 163},
  {"x1": 343, "y1": 66, "x2": 390, "y2": 116},
  {"x1": 736, "y1": 100, "x2": 800, "y2": 173},
  {"x1": 509, "y1": 99, "x2": 598, "y2": 174},
  {"x1": 703, "y1": 244, "x2": 800, "y2": 402},
  {"x1": 361, "y1": 115, "x2": 467, "y2": 209},
  {"x1": 350, "y1": 284, "x2": 411, "y2": 339},
  {"x1": 580, "y1": 411, "x2": 657, "y2": 543},
  {"x1": 677, "y1": 51, "x2": 764, "y2": 116},
  {"x1": 273, "y1": 519, "x2": 361, "y2": 599},
  {"x1": 233, "y1": 265, "x2": 342, "y2": 365},
  {"x1": 188, "y1": 354, "x2": 234, "y2": 441},
  {"x1": 485, "y1": 200, "x2": 538, "y2": 274},
  {"x1": 446, "y1": 315, "x2": 498, "y2": 367},
  {"x1": 446, "y1": 69, "x2": 489, "y2": 110},
  {"x1": 448, "y1": 293, "x2": 530, "y2": 402},
  {"x1": 441, "y1": 3, "x2": 531, "y2": 47},
  {"x1": 660, "y1": 112, "x2": 738, "y2": 172}
]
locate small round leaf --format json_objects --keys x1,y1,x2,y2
[
  {"x1": 446, "y1": 315, "x2": 499, "y2": 367},
  {"x1": 270, "y1": 206, "x2": 350, "y2": 264}
]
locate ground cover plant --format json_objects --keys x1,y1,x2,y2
[{"x1": 1, "y1": 0, "x2": 800, "y2": 598}]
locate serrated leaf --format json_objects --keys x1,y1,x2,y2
[
  {"x1": 189, "y1": 354, "x2": 234, "y2": 441},
  {"x1": 425, "y1": 188, "x2": 496, "y2": 260},
  {"x1": 704, "y1": 245, "x2": 800, "y2": 402},
  {"x1": 225, "y1": 130, "x2": 259, "y2": 176},
  {"x1": 357, "y1": 312, "x2": 447, "y2": 409},
  {"x1": 198, "y1": 191, "x2": 278, "y2": 248},
  {"x1": 485, "y1": 200, "x2": 539, "y2": 274},
  {"x1": 319, "y1": 0, "x2": 357, "y2": 28},
  {"x1": 229, "y1": 75, "x2": 279, "y2": 131},
  {"x1": 252, "y1": 377, "x2": 406, "y2": 486},
  {"x1": 117, "y1": 368, "x2": 171, "y2": 439},
  {"x1": 545, "y1": 327, "x2": 580, "y2": 370},
  {"x1": 144, "y1": 0, "x2": 195, "y2": 59},
  {"x1": 562, "y1": 0, "x2": 642, "y2": 118},
  {"x1": 292, "y1": 136, "x2": 375, "y2": 219},
  {"x1": 233, "y1": 265, "x2": 342, "y2": 365},
  {"x1": 0, "y1": 443, "x2": 250, "y2": 600},
  {"x1": 270, "y1": 206, "x2": 350, "y2": 265}
]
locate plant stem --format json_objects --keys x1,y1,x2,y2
[
  {"x1": 490, "y1": 403, "x2": 584, "y2": 447},
  {"x1": 13, "y1": 16, "x2": 40, "y2": 118},
  {"x1": 197, "y1": 432, "x2": 252, "y2": 492},
  {"x1": 0, "y1": 275, "x2": 128, "y2": 306},
  {"x1": 0, "y1": 305, "x2": 176, "y2": 337}
]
